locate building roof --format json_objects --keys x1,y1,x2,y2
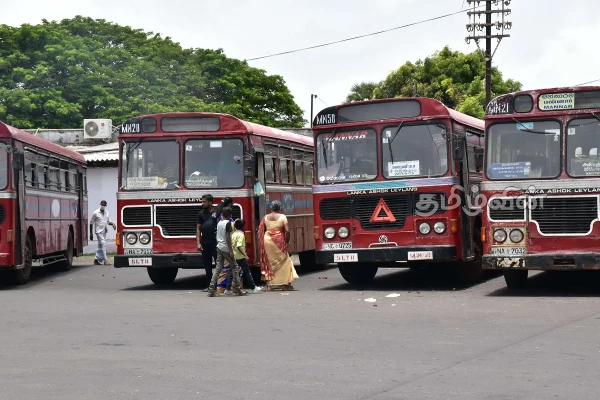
[
  {"x1": 0, "y1": 121, "x2": 86, "y2": 163},
  {"x1": 66, "y1": 142, "x2": 119, "y2": 163}
]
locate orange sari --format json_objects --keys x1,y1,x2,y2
[{"x1": 258, "y1": 214, "x2": 298, "y2": 285}]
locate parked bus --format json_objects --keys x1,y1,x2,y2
[
  {"x1": 481, "y1": 86, "x2": 600, "y2": 288},
  {"x1": 312, "y1": 98, "x2": 485, "y2": 284},
  {"x1": 115, "y1": 112, "x2": 316, "y2": 285},
  {"x1": 0, "y1": 121, "x2": 88, "y2": 285}
]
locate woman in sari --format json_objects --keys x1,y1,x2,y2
[{"x1": 258, "y1": 200, "x2": 299, "y2": 291}]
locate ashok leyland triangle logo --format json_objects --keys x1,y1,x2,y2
[{"x1": 370, "y1": 198, "x2": 396, "y2": 223}]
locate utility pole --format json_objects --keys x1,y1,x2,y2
[
  {"x1": 465, "y1": 0, "x2": 512, "y2": 106},
  {"x1": 310, "y1": 94, "x2": 317, "y2": 127}
]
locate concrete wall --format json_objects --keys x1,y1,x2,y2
[{"x1": 87, "y1": 167, "x2": 118, "y2": 240}]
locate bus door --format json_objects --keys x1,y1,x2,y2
[
  {"x1": 13, "y1": 147, "x2": 26, "y2": 266},
  {"x1": 76, "y1": 169, "x2": 84, "y2": 255},
  {"x1": 255, "y1": 152, "x2": 267, "y2": 225},
  {"x1": 456, "y1": 137, "x2": 474, "y2": 260}
]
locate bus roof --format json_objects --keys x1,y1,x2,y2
[
  {"x1": 485, "y1": 86, "x2": 600, "y2": 117},
  {"x1": 312, "y1": 97, "x2": 483, "y2": 130},
  {"x1": 0, "y1": 121, "x2": 86, "y2": 163},
  {"x1": 119, "y1": 112, "x2": 313, "y2": 147}
]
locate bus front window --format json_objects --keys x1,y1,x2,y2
[
  {"x1": 316, "y1": 129, "x2": 377, "y2": 183},
  {"x1": 184, "y1": 139, "x2": 244, "y2": 189},
  {"x1": 566, "y1": 117, "x2": 600, "y2": 177},
  {"x1": 120, "y1": 140, "x2": 180, "y2": 190},
  {"x1": 486, "y1": 120, "x2": 561, "y2": 180},
  {"x1": 381, "y1": 123, "x2": 448, "y2": 179},
  {"x1": 0, "y1": 142, "x2": 7, "y2": 190}
]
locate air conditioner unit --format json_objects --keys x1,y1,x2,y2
[{"x1": 83, "y1": 119, "x2": 112, "y2": 139}]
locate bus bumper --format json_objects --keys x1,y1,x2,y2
[
  {"x1": 315, "y1": 245, "x2": 456, "y2": 265},
  {"x1": 114, "y1": 254, "x2": 205, "y2": 269},
  {"x1": 482, "y1": 253, "x2": 600, "y2": 270}
]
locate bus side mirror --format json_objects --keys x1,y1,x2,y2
[
  {"x1": 12, "y1": 152, "x2": 23, "y2": 170},
  {"x1": 452, "y1": 137, "x2": 465, "y2": 163},
  {"x1": 474, "y1": 147, "x2": 484, "y2": 171}
]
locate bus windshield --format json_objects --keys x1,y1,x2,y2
[
  {"x1": 566, "y1": 117, "x2": 600, "y2": 177},
  {"x1": 486, "y1": 120, "x2": 561, "y2": 180},
  {"x1": 316, "y1": 129, "x2": 377, "y2": 183},
  {"x1": 184, "y1": 139, "x2": 244, "y2": 188},
  {"x1": 382, "y1": 123, "x2": 448, "y2": 178},
  {"x1": 120, "y1": 140, "x2": 180, "y2": 190},
  {"x1": 0, "y1": 142, "x2": 7, "y2": 190}
]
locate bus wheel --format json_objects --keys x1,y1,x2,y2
[
  {"x1": 299, "y1": 250, "x2": 321, "y2": 270},
  {"x1": 338, "y1": 264, "x2": 378, "y2": 285},
  {"x1": 147, "y1": 268, "x2": 178, "y2": 285},
  {"x1": 58, "y1": 232, "x2": 74, "y2": 271},
  {"x1": 503, "y1": 270, "x2": 528, "y2": 289},
  {"x1": 13, "y1": 235, "x2": 33, "y2": 285}
]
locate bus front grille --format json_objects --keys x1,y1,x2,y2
[
  {"x1": 488, "y1": 197, "x2": 526, "y2": 221},
  {"x1": 354, "y1": 195, "x2": 411, "y2": 230},
  {"x1": 155, "y1": 204, "x2": 242, "y2": 237},
  {"x1": 530, "y1": 196, "x2": 598, "y2": 235},
  {"x1": 122, "y1": 206, "x2": 152, "y2": 226}
]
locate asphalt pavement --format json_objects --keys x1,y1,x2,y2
[{"x1": 1, "y1": 261, "x2": 600, "y2": 400}]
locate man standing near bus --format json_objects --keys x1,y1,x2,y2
[
  {"x1": 197, "y1": 194, "x2": 218, "y2": 284},
  {"x1": 89, "y1": 200, "x2": 116, "y2": 266}
]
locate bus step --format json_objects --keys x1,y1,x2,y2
[{"x1": 41, "y1": 255, "x2": 67, "y2": 266}]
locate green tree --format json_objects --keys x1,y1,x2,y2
[
  {"x1": 347, "y1": 46, "x2": 521, "y2": 118},
  {"x1": 345, "y1": 81, "x2": 378, "y2": 103},
  {"x1": 0, "y1": 16, "x2": 305, "y2": 128}
]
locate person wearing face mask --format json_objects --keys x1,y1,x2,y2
[{"x1": 89, "y1": 200, "x2": 116, "y2": 265}]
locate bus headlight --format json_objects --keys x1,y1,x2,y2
[
  {"x1": 338, "y1": 227, "x2": 349, "y2": 238},
  {"x1": 125, "y1": 232, "x2": 137, "y2": 245},
  {"x1": 324, "y1": 227, "x2": 336, "y2": 239},
  {"x1": 509, "y1": 229, "x2": 524, "y2": 243},
  {"x1": 493, "y1": 229, "x2": 507, "y2": 243},
  {"x1": 419, "y1": 222, "x2": 431, "y2": 235},
  {"x1": 139, "y1": 232, "x2": 151, "y2": 245},
  {"x1": 433, "y1": 222, "x2": 446, "y2": 234}
]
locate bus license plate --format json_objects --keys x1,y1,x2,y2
[
  {"x1": 408, "y1": 251, "x2": 433, "y2": 261},
  {"x1": 322, "y1": 242, "x2": 352, "y2": 250},
  {"x1": 124, "y1": 248, "x2": 153, "y2": 255},
  {"x1": 128, "y1": 257, "x2": 152, "y2": 266},
  {"x1": 334, "y1": 253, "x2": 358, "y2": 263},
  {"x1": 491, "y1": 247, "x2": 526, "y2": 256}
]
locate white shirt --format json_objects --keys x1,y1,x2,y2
[{"x1": 90, "y1": 208, "x2": 112, "y2": 234}]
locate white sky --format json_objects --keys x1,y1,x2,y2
[{"x1": 1, "y1": 0, "x2": 598, "y2": 126}]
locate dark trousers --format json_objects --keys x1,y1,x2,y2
[
  {"x1": 226, "y1": 258, "x2": 257, "y2": 291},
  {"x1": 201, "y1": 244, "x2": 217, "y2": 282}
]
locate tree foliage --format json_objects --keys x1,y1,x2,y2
[
  {"x1": 346, "y1": 46, "x2": 522, "y2": 119},
  {"x1": 345, "y1": 81, "x2": 379, "y2": 103},
  {"x1": 0, "y1": 17, "x2": 305, "y2": 128}
]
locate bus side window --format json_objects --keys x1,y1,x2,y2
[
  {"x1": 24, "y1": 151, "x2": 35, "y2": 187},
  {"x1": 69, "y1": 163, "x2": 78, "y2": 192},
  {"x1": 83, "y1": 169, "x2": 88, "y2": 195},
  {"x1": 265, "y1": 157, "x2": 275, "y2": 183},
  {"x1": 279, "y1": 147, "x2": 291, "y2": 184},
  {"x1": 60, "y1": 160, "x2": 69, "y2": 191},
  {"x1": 48, "y1": 158, "x2": 60, "y2": 191},
  {"x1": 294, "y1": 160, "x2": 304, "y2": 185},
  {"x1": 36, "y1": 154, "x2": 48, "y2": 189}
]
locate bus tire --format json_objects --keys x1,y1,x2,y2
[
  {"x1": 147, "y1": 268, "x2": 178, "y2": 285},
  {"x1": 338, "y1": 264, "x2": 378, "y2": 285},
  {"x1": 58, "y1": 231, "x2": 74, "y2": 271},
  {"x1": 12, "y1": 235, "x2": 33, "y2": 285},
  {"x1": 299, "y1": 250, "x2": 320, "y2": 270},
  {"x1": 503, "y1": 270, "x2": 528, "y2": 289}
]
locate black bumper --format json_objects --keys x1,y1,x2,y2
[
  {"x1": 114, "y1": 254, "x2": 206, "y2": 269},
  {"x1": 315, "y1": 245, "x2": 456, "y2": 265},
  {"x1": 482, "y1": 253, "x2": 600, "y2": 270}
]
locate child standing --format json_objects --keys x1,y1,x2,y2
[
  {"x1": 207, "y1": 207, "x2": 247, "y2": 297},
  {"x1": 225, "y1": 219, "x2": 262, "y2": 294}
]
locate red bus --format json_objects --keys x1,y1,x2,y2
[
  {"x1": 114, "y1": 112, "x2": 316, "y2": 285},
  {"x1": 312, "y1": 98, "x2": 485, "y2": 285},
  {"x1": 0, "y1": 121, "x2": 88, "y2": 285},
  {"x1": 481, "y1": 86, "x2": 600, "y2": 288}
]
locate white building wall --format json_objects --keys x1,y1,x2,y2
[{"x1": 87, "y1": 167, "x2": 118, "y2": 240}]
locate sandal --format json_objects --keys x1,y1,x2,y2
[
  {"x1": 282, "y1": 284, "x2": 296, "y2": 291},
  {"x1": 234, "y1": 290, "x2": 248, "y2": 296},
  {"x1": 266, "y1": 286, "x2": 275, "y2": 292}
]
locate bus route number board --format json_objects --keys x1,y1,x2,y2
[{"x1": 128, "y1": 258, "x2": 152, "y2": 266}]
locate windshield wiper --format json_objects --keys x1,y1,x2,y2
[
  {"x1": 589, "y1": 112, "x2": 600, "y2": 123},
  {"x1": 512, "y1": 118, "x2": 557, "y2": 135},
  {"x1": 387, "y1": 122, "x2": 404, "y2": 163},
  {"x1": 321, "y1": 128, "x2": 337, "y2": 168}
]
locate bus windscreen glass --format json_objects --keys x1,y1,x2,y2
[
  {"x1": 184, "y1": 139, "x2": 244, "y2": 188},
  {"x1": 120, "y1": 140, "x2": 180, "y2": 190}
]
